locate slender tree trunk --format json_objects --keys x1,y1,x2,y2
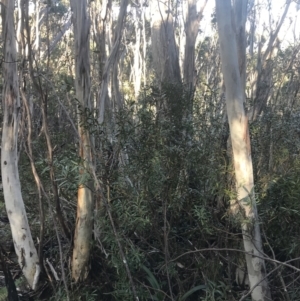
[
  {"x1": 70, "y1": 0, "x2": 94, "y2": 282},
  {"x1": 142, "y1": 5, "x2": 147, "y2": 87},
  {"x1": 133, "y1": 4, "x2": 142, "y2": 99},
  {"x1": 215, "y1": 1, "x2": 272, "y2": 300},
  {"x1": 1, "y1": 0, "x2": 40, "y2": 289}
]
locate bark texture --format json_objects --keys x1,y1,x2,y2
[
  {"x1": 215, "y1": 1, "x2": 272, "y2": 300},
  {"x1": 70, "y1": 0, "x2": 93, "y2": 282},
  {"x1": 1, "y1": 0, "x2": 40, "y2": 289}
]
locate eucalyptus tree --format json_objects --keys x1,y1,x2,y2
[
  {"x1": 150, "y1": 0, "x2": 181, "y2": 84},
  {"x1": 248, "y1": 0, "x2": 292, "y2": 120},
  {"x1": 215, "y1": 0, "x2": 271, "y2": 300},
  {"x1": 183, "y1": 0, "x2": 207, "y2": 91},
  {"x1": 98, "y1": 0, "x2": 129, "y2": 124},
  {"x1": 70, "y1": 0, "x2": 94, "y2": 282},
  {"x1": 1, "y1": 0, "x2": 40, "y2": 289}
]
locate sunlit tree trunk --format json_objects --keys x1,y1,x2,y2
[
  {"x1": 70, "y1": 0, "x2": 94, "y2": 282},
  {"x1": 1, "y1": 0, "x2": 40, "y2": 289},
  {"x1": 215, "y1": 1, "x2": 272, "y2": 300}
]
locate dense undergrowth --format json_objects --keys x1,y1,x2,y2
[{"x1": 2, "y1": 85, "x2": 300, "y2": 301}]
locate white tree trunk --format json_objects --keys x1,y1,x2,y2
[
  {"x1": 70, "y1": 0, "x2": 93, "y2": 282},
  {"x1": 215, "y1": 1, "x2": 272, "y2": 300},
  {"x1": 1, "y1": 0, "x2": 40, "y2": 289}
]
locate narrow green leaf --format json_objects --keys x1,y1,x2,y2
[
  {"x1": 179, "y1": 285, "x2": 206, "y2": 301},
  {"x1": 141, "y1": 265, "x2": 160, "y2": 290}
]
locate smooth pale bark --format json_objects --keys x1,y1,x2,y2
[
  {"x1": 215, "y1": 1, "x2": 272, "y2": 300},
  {"x1": 70, "y1": 0, "x2": 93, "y2": 282},
  {"x1": 150, "y1": 0, "x2": 181, "y2": 84},
  {"x1": 1, "y1": 0, "x2": 40, "y2": 289}
]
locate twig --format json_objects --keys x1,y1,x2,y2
[
  {"x1": 46, "y1": 258, "x2": 60, "y2": 281},
  {"x1": 239, "y1": 264, "x2": 281, "y2": 301},
  {"x1": 43, "y1": 258, "x2": 55, "y2": 291}
]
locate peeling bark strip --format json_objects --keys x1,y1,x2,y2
[
  {"x1": 1, "y1": 0, "x2": 40, "y2": 289},
  {"x1": 70, "y1": 0, "x2": 94, "y2": 282},
  {"x1": 215, "y1": 0, "x2": 272, "y2": 300}
]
